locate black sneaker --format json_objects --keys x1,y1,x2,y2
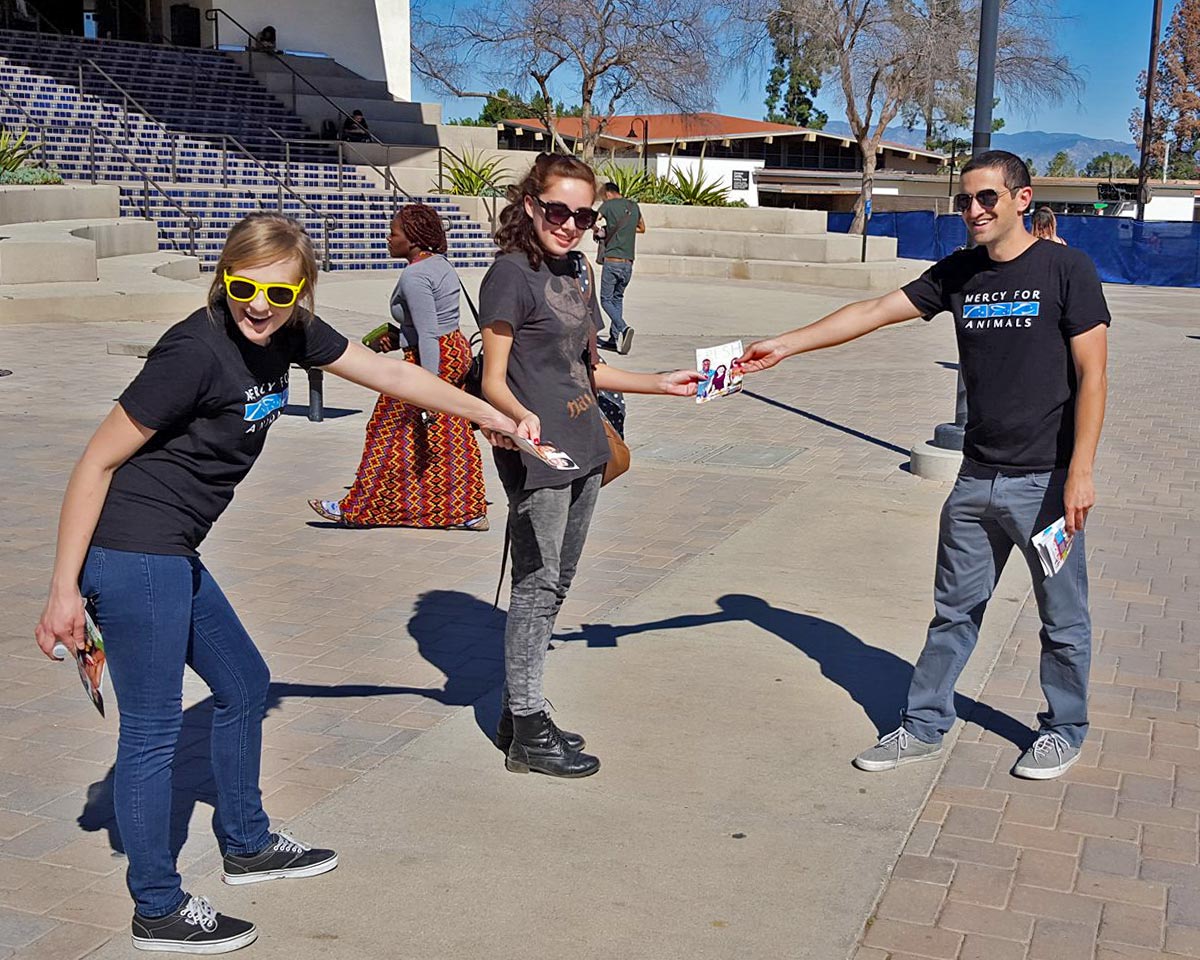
[
  {"x1": 222, "y1": 831, "x2": 338, "y2": 885},
  {"x1": 131, "y1": 895, "x2": 256, "y2": 954},
  {"x1": 617, "y1": 328, "x2": 635, "y2": 355}
]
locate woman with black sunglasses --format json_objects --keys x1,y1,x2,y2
[
  {"x1": 33, "y1": 213, "x2": 516, "y2": 955},
  {"x1": 479, "y1": 153, "x2": 701, "y2": 779}
]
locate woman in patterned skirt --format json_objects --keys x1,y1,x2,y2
[{"x1": 308, "y1": 204, "x2": 489, "y2": 529}]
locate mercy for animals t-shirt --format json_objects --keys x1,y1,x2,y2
[
  {"x1": 902, "y1": 239, "x2": 1110, "y2": 471},
  {"x1": 91, "y1": 304, "x2": 348, "y2": 556}
]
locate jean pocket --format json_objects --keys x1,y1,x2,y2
[{"x1": 80, "y1": 545, "x2": 104, "y2": 598}]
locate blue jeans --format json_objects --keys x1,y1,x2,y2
[
  {"x1": 81, "y1": 546, "x2": 272, "y2": 917},
  {"x1": 599, "y1": 261, "x2": 633, "y2": 340},
  {"x1": 904, "y1": 461, "x2": 1092, "y2": 748}
]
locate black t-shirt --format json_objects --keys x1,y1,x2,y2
[
  {"x1": 92, "y1": 305, "x2": 348, "y2": 556},
  {"x1": 479, "y1": 251, "x2": 609, "y2": 489},
  {"x1": 902, "y1": 239, "x2": 1110, "y2": 470}
]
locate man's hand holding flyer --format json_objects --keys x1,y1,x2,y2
[{"x1": 1032, "y1": 517, "x2": 1073, "y2": 578}]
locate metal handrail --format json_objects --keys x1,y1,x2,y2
[
  {"x1": 86, "y1": 125, "x2": 201, "y2": 258},
  {"x1": 0, "y1": 85, "x2": 52, "y2": 167},
  {"x1": 78, "y1": 57, "x2": 161, "y2": 141},
  {"x1": 204, "y1": 7, "x2": 397, "y2": 153},
  {"x1": 223, "y1": 132, "x2": 335, "y2": 270},
  {"x1": 266, "y1": 127, "x2": 411, "y2": 200}
]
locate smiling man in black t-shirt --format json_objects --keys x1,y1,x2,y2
[{"x1": 739, "y1": 150, "x2": 1109, "y2": 780}]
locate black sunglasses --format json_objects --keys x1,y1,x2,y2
[
  {"x1": 953, "y1": 187, "x2": 1019, "y2": 213},
  {"x1": 534, "y1": 197, "x2": 598, "y2": 230}
]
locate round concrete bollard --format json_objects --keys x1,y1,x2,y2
[{"x1": 909, "y1": 440, "x2": 962, "y2": 481}]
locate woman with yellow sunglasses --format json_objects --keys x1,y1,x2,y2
[{"x1": 32, "y1": 212, "x2": 516, "y2": 955}]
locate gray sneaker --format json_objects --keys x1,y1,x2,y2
[
  {"x1": 853, "y1": 727, "x2": 942, "y2": 772},
  {"x1": 1012, "y1": 732, "x2": 1079, "y2": 780}
]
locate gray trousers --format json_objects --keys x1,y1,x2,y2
[
  {"x1": 904, "y1": 460, "x2": 1092, "y2": 748},
  {"x1": 499, "y1": 469, "x2": 602, "y2": 715}
]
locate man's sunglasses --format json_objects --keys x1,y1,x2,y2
[
  {"x1": 224, "y1": 271, "x2": 306, "y2": 308},
  {"x1": 953, "y1": 188, "x2": 1019, "y2": 213},
  {"x1": 535, "y1": 197, "x2": 598, "y2": 230}
]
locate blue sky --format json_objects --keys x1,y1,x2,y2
[{"x1": 416, "y1": 0, "x2": 1155, "y2": 143}]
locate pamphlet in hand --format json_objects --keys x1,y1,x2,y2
[
  {"x1": 695, "y1": 340, "x2": 745, "y2": 404},
  {"x1": 500, "y1": 431, "x2": 580, "y2": 471},
  {"x1": 59, "y1": 601, "x2": 106, "y2": 716},
  {"x1": 1032, "y1": 517, "x2": 1073, "y2": 578}
]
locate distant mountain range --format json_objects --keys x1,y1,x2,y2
[{"x1": 820, "y1": 122, "x2": 1138, "y2": 172}]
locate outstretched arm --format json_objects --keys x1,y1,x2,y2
[
  {"x1": 323, "y1": 341, "x2": 516, "y2": 437},
  {"x1": 592, "y1": 365, "x2": 701, "y2": 396},
  {"x1": 738, "y1": 289, "x2": 924, "y2": 372},
  {"x1": 1064, "y1": 324, "x2": 1108, "y2": 534}
]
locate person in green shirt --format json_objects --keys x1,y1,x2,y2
[{"x1": 594, "y1": 182, "x2": 645, "y2": 355}]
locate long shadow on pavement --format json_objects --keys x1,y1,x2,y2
[
  {"x1": 78, "y1": 590, "x2": 506, "y2": 859},
  {"x1": 554, "y1": 593, "x2": 1032, "y2": 748},
  {"x1": 741, "y1": 390, "x2": 909, "y2": 456}
]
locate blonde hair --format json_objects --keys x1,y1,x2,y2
[{"x1": 207, "y1": 213, "x2": 318, "y2": 323}]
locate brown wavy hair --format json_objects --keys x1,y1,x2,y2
[
  {"x1": 495, "y1": 152, "x2": 598, "y2": 270},
  {"x1": 394, "y1": 203, "x2": 448, "y2": 255},
  {"x1": 207, "y1": 212, "x2": 318, "y2": 324},
  {"x1": 1031, "y1": 205, "x2": 1058, "y2": 239}
]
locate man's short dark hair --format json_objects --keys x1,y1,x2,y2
[
  {"x1": 603, "y1": 181, "x2": 621, "y2": 194},
  {"x1": 960, "y1": 150, "x2": 1031, "y2": 192}
]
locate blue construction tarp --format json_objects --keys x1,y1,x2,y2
[{"x1": 826, "y1": 211, "x2": 1200, "y2": 288}]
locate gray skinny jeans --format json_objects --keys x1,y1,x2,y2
[
  {"x1": 498, "y1": 467, "x2": 602, "y2": 716},
  {"x1": 904, "y1": 460, "x2": 1092, "y2": 748}
]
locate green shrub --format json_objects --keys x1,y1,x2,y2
[
  {"x1": 0, "y1": 165, "x2": 63, "y2": 185},
  {"x1": 436, "y1": 149, "x2": 510, "y2": 197},
  {"x1": 595, "y1": 162, "x2": 657, "y2": 202},
  {"x1": 595, "y1": 162, "x2": 736, "y2": 207},
  {"x1": 666, "y1": 166, "x2": 731, "y2": 206},
  {"x1": 0, "y1": 125, "x2": 39, "y2": 173}
]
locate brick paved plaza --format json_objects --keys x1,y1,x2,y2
[{"x1": 0, "y1": 273, "x2": 1197, "y2": 959}]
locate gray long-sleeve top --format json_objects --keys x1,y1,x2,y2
[{"x1": 390, "y1": 254, "x2": 462, "y2": 374}]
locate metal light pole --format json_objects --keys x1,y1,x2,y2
[
  {"x1": 1136, "y1": 0, "x2": 1164, "y2": 220},
  {"x1": 628, "y1": 117, "x2": 649, "y2": 176},
  {"x1": 931, "y1": 0, "x2": 999, "y2": 453}
]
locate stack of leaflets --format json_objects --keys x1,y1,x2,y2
[{"x1": 1032, "y1": 517, "x2": 1073, "y2": 578}]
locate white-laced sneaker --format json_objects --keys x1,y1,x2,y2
[
  {"x1": 1013, "y1": 732, "x2": 1079, "y2": 779},
  {"x1": 132, "y1": 895, "x2": 257, "y2": 954},
  {"x1": 853, "y1": 727, "x2": 942, "y2": 772},
  {"x1": 222, "y1": 831, "x2": 338, "y2": 885}
]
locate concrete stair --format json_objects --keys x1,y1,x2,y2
[{"x1": 628, "y1": 204, "x2": 922, "y2": 291}]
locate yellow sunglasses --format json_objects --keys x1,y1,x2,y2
[{"x1": 223, "y1": 271, "x2": 306, "y2": 309}]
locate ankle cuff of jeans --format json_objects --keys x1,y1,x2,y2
[{"x1": 136, "y1": 891, "x2": 189, "y2": 920}]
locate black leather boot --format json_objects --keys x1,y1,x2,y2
[
  {"x1": 495, "y1": 708, "x2": 585, "y2": 754},
  {"x1": 506, "y1": 711, "x2": 600, "y2": 778}
]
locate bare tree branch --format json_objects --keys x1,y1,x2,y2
[{"x1": 413, "y1": 0, "x2": 721, "y2": 162}]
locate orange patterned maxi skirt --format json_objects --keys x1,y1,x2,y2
[{"x1": 339, "y1": 330, "x2": 486, "y2": 527}]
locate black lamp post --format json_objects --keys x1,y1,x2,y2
[
  {"x1": 627, "y1": 117, "x2": 649, "y2": 176},
  {"x1": 1135, "y1": 0, "x2": 1164, "y2": 220},
  {"x1": 929, "y1": 0, "x2": 999, "y2": 455}
]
